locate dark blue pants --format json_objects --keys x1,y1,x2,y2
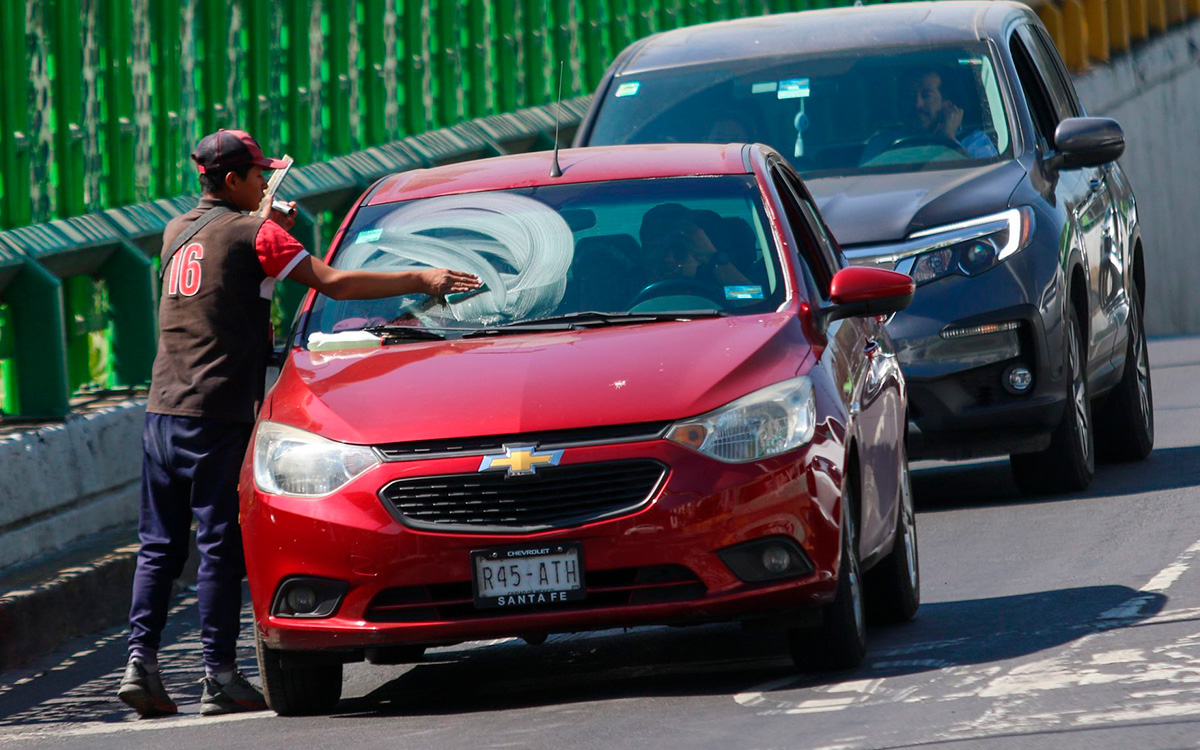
[{"x1": 128, "y1": 413, "x2": 253, "y2": 671}]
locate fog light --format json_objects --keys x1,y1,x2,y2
[
  {"x1": 718, "y1": 537, "x2": 813, "y2": 583},
  {"x1": 761, "y1": 546, "x2": 792, "y2": 574},
  {"x1": 286, "y1": 586, "x2": 318, "y2": 614},
  {"x1": 272, "y1": 577, "x2": 348, "y2": 619},
  {"x1": 1004, "y1": 364, "x2": 1033, "y2": 394}
]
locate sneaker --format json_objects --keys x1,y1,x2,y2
[
  {"x1": 117, "y1": 658, "x2": 178, "y2": 718},
  {"x1": 199, "y1": 671, "x2": 268, "y2": 716}
]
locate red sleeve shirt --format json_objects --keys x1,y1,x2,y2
[{"x1": 255, "y1": 219, "x2": 308, "y2": 279}]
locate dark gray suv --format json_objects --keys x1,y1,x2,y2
[{"x1": 575, "y1": 1, "x2": 1153, "y2": 494}]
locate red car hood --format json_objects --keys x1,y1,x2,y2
[{"x1": 269, "y1": 314, "x2": 811, "y2": 445}]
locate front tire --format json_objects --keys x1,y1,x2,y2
[
  {"x1": 256, "y1": 630, "x2": 343, "y2": 716},
  {"x1": 1010, "y1": 306, "x2": 1094, "y2": 494},
  {"x1": 866, "y1": 455, "x2": 920, "y2": 624},
  {"x1": 788, "y1": 482, "x2": 867, "y2": 671},
  {"x1": 1095, "y1": 285, "x2": 1154, "y2": 461}
]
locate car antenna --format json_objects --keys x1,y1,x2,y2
[{"x1": 549, "y1": 61, "x2": 565, "y2": 178}]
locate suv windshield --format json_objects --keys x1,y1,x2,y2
[
  {"x1": 306, "y1": 176, "x2": 785, "y2": 339},
  {"x1": 588, "y1": 44, "x2": 1012, "y2": 177}
]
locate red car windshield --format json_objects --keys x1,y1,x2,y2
[{"x1": 306, "y1": 176, "x2": 786, "y2": 337}]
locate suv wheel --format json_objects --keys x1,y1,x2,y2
[
  {"x1": 788, "y1": 481, "x2": 867, "y2": 671},
  {"x1": 866, "y1": 454, "x2": 920, "y2": 624},
  {"x1": 1010, "y1": 306, "x2": 1094, "y2": 494},
  {"x1": 256, "y1": 630, "x2": 343, "y2": 716},
  {"x1": 1095, "y1": 286, "x2": 1154, "y2": 461}
]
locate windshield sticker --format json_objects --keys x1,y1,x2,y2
[
  {"x1": 777, "y1": 78, "x2": 810, "y2": 100},
  {"x1": 724, "y1": 285, "x2": 764, "y2": 300},
  {"x1": 751, "y1": 81, "x2": 778, "y2": 95},
  {"x1": 615, "y1": 81, "x2": 641, "y2": 98},
  {"x1": 354, "y1": 228, "x2": 383, "y2": 244}
]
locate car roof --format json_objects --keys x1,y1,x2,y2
[
  {"x1": 368, "y1": 144, "x2": 753, "y2": 205},
  {"x1": 615, "y1": 1, "x2": 1031, "y2": 76}
]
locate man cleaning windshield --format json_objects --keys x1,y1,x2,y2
[{"x1": 117, "y1": 129, "x2": 479, "y2": 718}]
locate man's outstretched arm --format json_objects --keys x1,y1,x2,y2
[{"x1": 287, "y1": 254, "x2": 480, "y2": 301}]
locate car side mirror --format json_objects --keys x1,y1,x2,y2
[
  {"x1": 1050, "y1": 117, "x2": 1125, "y2": 170},
  {"x1": 816, "y1": 267, "x2": 914, "y2": 332}
]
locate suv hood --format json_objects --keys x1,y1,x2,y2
[
  {"x1": 269, "y1": 314, "x2": 810, "y2": 445},
  {"x1": 806, "y1": 161, "x2": 1027, "y2": 246}
]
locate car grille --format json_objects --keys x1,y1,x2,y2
[
  {"x1": 374, "y1": 422, "x2": 669, "y2": 460},
  {"x1": 379, "y1": 460, "x2": 667, "y2": 533},
  {"x1": 363, "y1": 565, "x2": 706, "y2": 623}
]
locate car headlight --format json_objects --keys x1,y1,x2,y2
[
  {"x1": 253, "y1": 421, "x2": 380, "y2": 497},
  {"x1": 666, "y1": 377, "x2": 817, "y2": 462},
  {"x1": 898, "y1": 207, "x2": 1034, "y2": 285}
]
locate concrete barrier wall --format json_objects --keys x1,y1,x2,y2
[
  {"x1": 0, "y1": 402, "x2": 144, "y2": 572},
  {"x1": 1073, "y1": 19, "x2": 1200, "y2": 336}
]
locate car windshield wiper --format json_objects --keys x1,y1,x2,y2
[
  {"x1": 498, "y1": 310, "x2": 727, "y2": 328},
  {"x1": 363, "y1": 325, "x2": 450, "y2": 341}
]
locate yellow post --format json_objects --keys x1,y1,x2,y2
[
  {"x1": 1167, "y1": 0, "x2": 1187, "y2": 23},
  {"x1": 1109, "y1": 0, "x2": 1131, "y2": 53},
  {"x1": 1037, "y1": 2, "x2": 1067, "y2": 54},
  {"x1": 1128, "y1": 0, "x2": 1150, "y2": 38},
  {"x1": 1147, "y1": 0, "x2": 1168, "y2": 31},
  {"x1": 1062, "y1": 0, "x2": 1090, "y2": 72},
  {"x1": 1188, "y1": 0, "x2": 1200, "y2": 18},
  {"x1": 1086, "y1": 0, "x2": 1110, "y2": 62}
]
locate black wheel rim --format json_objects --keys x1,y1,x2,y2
[
  {"x1": 900, "y1": 461, "x2": 918, "y2": 592},
  {"x1": 1134, "y1": 305, "x2": 1151, "y2": 429},
  {"x1": 1069, "y1": 321, "x2": 1090, "y2": 462}
]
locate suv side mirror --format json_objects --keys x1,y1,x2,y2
[
  {"x1": 817, "y1": 267, "x2": 914, "y2": 330},
  {"x1": 1051, "y1": 117, "x2": 1125, "y2": 170}
]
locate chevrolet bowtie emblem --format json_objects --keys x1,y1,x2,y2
[{"x1": 478, "y1": 444, "x2": 564, "y2": 477}]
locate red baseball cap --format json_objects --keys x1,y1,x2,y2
[{"x1": 190, "y1": 129, "x2": 288, "y2": 174}]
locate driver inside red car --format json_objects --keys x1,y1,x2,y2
[
  {"x1": 860, "y1": 68, "x2": 999, "y2": 164},
  {"x1": 640, "y1": 204, "x2": 752, "y2": 287}
]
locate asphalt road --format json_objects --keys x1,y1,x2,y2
[{"x1": 2, "y1": 337, "x2": 1199, "y2": 750}]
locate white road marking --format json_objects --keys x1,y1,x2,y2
[{"x1": 0, "y1": 711, "x2": 267, "y2": 743}]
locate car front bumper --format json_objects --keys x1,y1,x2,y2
[
  {"x1": 241, "y1": 437, "x2": 845, "y2": 653},
  {"x1": 853, "y1": 241, "x2": 1068, "y2": 460}
]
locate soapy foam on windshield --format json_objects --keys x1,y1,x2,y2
[{"x1": 337, "y1": 192, "x2": 575, "y2": 325}]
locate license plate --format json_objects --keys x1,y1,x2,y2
[{"x1": 471, "y1": 542, "x2": 586, "y2": 609}]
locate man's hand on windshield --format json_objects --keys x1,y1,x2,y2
[
  {"x1": 418, "y1": 269, "x2": 482, "y2": 296},
  {"x1": 938, "y1": 101, "x2": 963, "y2": 141}
]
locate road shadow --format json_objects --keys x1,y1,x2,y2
[
  {"x1": 330, "y1": 583, "x2": 1165, "y2": 718},
  {"x1": 912, "y1": 444, "x2": 1200, "y2": 512}
]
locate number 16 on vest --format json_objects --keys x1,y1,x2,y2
[{"x1": 167, "y1": 243, "x2": 205, "y2": 297}]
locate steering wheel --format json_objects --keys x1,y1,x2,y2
[
  {"x1": 883, "y1": 134, "x2": 969, "y2": 157},
  {"x1": 627, "y1": 278, "x2": 726, "y2": 310}
]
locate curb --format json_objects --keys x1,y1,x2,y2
[{"x1": 0, "y1": 531, "x2": 199, "y2": 671}]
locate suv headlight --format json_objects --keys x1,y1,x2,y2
[
  {"x1": 898, "y1": 207, "x2": 1034, "y2": 285},
  {"x1": 253, "y1": 421, "x2": 380, "y2": 497},
  {"x1": 666, "y1": 377, "x2": 817, "y2": 462}
]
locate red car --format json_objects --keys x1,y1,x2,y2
[{"x1": 241, "y1": 143, "x2": 918, "y2": 715}]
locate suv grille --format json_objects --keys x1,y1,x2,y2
[
  {"x1": 374, "y1": 422, "x2": 668, "y2": 460},
  {"x1": 379, "y1": 460, "x2": 667, "y2": 533},
  {"x1": 364, "y1": 565, "x2": 706, "y2": 622}
]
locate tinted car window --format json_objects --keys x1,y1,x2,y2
[
  {"x1": 307, "y1": 176, "x2": 786, "y2": 337},
  {"x1": 588, "y1": 44, "x2": 1013, "y2": 177},
  {"x1": 770, "y1": 168, "x2": 834, "y2": 297},
  {"x1": 1018, "y1": 25, "x2": 1079, "y2": 121},
  {"x1": 1009, "y1": 32, "x2": 1058, "y2": 148}
]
